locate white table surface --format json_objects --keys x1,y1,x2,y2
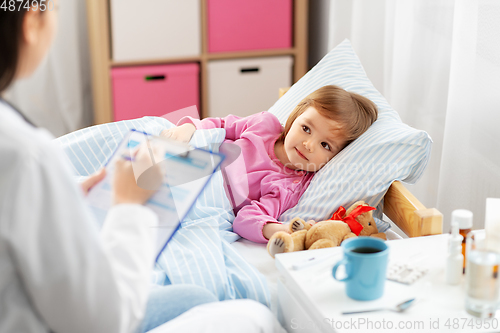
[{"x1": 275, "y1": 234, "x2": 500, "y2": 333}]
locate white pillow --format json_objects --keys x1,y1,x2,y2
[{"x1": 269, "y1": 40, "x2": 432, "y2": 230}]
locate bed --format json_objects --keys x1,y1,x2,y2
[
  {"x1": 229, "y1": 84, "x2": 443, "y2": 313},
  {"x1": 59, "y1": 39, "x2": 442, "y2": 320}
]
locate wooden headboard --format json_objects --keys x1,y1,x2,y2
[{"x1": 278, "y1": 87, "x2": 442, "y2": 237}]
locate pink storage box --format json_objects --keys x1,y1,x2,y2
[
  {"x1": 111, "y1": 63, "x2": 199, "y2": 122},
  {"x1": 207, "y1": 0, "x2": 292, "y2": 53}
]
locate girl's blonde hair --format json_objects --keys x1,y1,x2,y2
[{"x1": 277, "y1": 85, "x2": 378, "y2": 146}]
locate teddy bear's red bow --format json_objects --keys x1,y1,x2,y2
[{"x1": 329, "y1": 205, "x2": 376, "y2": 236}]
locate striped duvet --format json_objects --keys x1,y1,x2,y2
[{"x1": 57, "y1": 116, "x2": 271, "y2": 307}]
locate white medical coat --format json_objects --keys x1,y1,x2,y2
[{"x1": 0, "y1": 101, "x2": 158, "y2": 333}]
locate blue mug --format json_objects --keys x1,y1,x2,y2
[{"x1": 332, "y1": 237, "x2": 389, "y2": 301}]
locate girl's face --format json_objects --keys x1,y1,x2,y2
[
  {"x1": 16, "y1": 1, "x2": 58, "y2": 79},
  {"x1": 282, "y1": 106, "x2": 347, "y2": 172}
]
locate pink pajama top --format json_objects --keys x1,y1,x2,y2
[{"x1": 178, "y1": 112, "x2": 314, "y2": 243}]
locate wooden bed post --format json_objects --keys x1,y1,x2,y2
[{"x1": 383, "y1": 181, "x2": 443, "y2": 237}]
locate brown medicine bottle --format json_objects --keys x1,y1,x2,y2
[{"x1": 451, "y1": 209, "x2": 473, "y2": 274}]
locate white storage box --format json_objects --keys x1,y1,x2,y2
[
  {"x1": 110, "y1": 0, "x2": 201, "y2": 61},
  {"x1": 207, "y1": 56, "x2": 293, "y2": 118}
]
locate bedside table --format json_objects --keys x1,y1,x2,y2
[{"x1": 275, "y1": 234, "x2": 499, "y2": 333}]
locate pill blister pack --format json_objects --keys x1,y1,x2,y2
[{"x1": 387, "y1": 262, "x2": 428, "y2": 285}]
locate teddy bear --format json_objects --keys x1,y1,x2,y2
[{"x1": 267, "y1": 201, "x2": 387, "y2": 258}]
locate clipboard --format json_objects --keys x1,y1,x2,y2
[{"x1": 86, "y1": 129, "x2": 225, "y2": 260}]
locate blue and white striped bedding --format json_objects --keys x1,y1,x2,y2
[{"x1": 57, "y1": 117, "x2": 270, "y2": 307}]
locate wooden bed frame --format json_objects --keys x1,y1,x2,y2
[{"x1": 279, "y1": 88, "x2": 443, "y2": 237}]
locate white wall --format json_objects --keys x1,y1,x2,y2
[{"x1": 5, "y1": 0, "x2": 93, "y2": 137}]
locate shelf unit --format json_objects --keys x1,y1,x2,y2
[{"x1": 86, "y1": 0, "x2": 309, "y2": 125}]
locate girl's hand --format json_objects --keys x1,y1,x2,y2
[
  {"x1": 112, "y1": 145, "x2": 162, "y2": 205},
  {"x1": 80, "y1": 168, "x2": 106, "y2": 195},
  {"x1": 160, "y1": 123, "x2": 196, "y2": 143},
  {"x1": 306, "y1": 220, "x2": 316, "y2": 227},
  {"x1": 263, "y1": 223, "x2": 290, "y2": 240}
]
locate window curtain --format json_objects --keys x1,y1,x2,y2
[
  {"x1": 4, "y1": 0, "x2": 92, "y2": 137},
  {"x1": 324, "y1": 0, "x2": 500, "y2": 230}
]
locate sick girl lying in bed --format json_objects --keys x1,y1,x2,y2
[{"x1": 161, "y1": 85, "x2": 378, "y2": 243}]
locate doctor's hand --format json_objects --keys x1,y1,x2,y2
[
  {"x1": 112, "y1": 145, "x2": 162, "y2": 205},
  {"x1": 80, "y1": 168, "x2": 106, "y2": 195},
  {"x1": 160, "y1": 123, "x2": 196, "y2": 143}
]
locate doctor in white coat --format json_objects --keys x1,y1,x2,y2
[
  {"x1": 0, "y1": 1, "x2": 164, "y2": 332},
  {"x1": 0, "y1": 2, "x2": 286, "y2": 333}
]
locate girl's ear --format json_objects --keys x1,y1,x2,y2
[{"x1": 21, "y1": 8, "x2": 42, "y2": 45}]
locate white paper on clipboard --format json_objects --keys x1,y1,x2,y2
[{"x1": 86, "y1": 129, "x2": 225, "y2": 259}]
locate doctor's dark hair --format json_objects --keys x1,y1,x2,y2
[
  {"x1": 0, "y1": 0, "x2": 41, "y2": 92},
  {"x1": 277, "y1": 85, "x2": 378, "y2": 147}
]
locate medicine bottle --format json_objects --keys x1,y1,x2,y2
[
  {"x1": 446, "y1": 221, "x2": 463, "y2": 285},
  {"x1": 485, "y1": 198, "x2": 500, "y2": 278},
  {"x1": 451, "y1": 209, "x2": 473, "y2": 273}
]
